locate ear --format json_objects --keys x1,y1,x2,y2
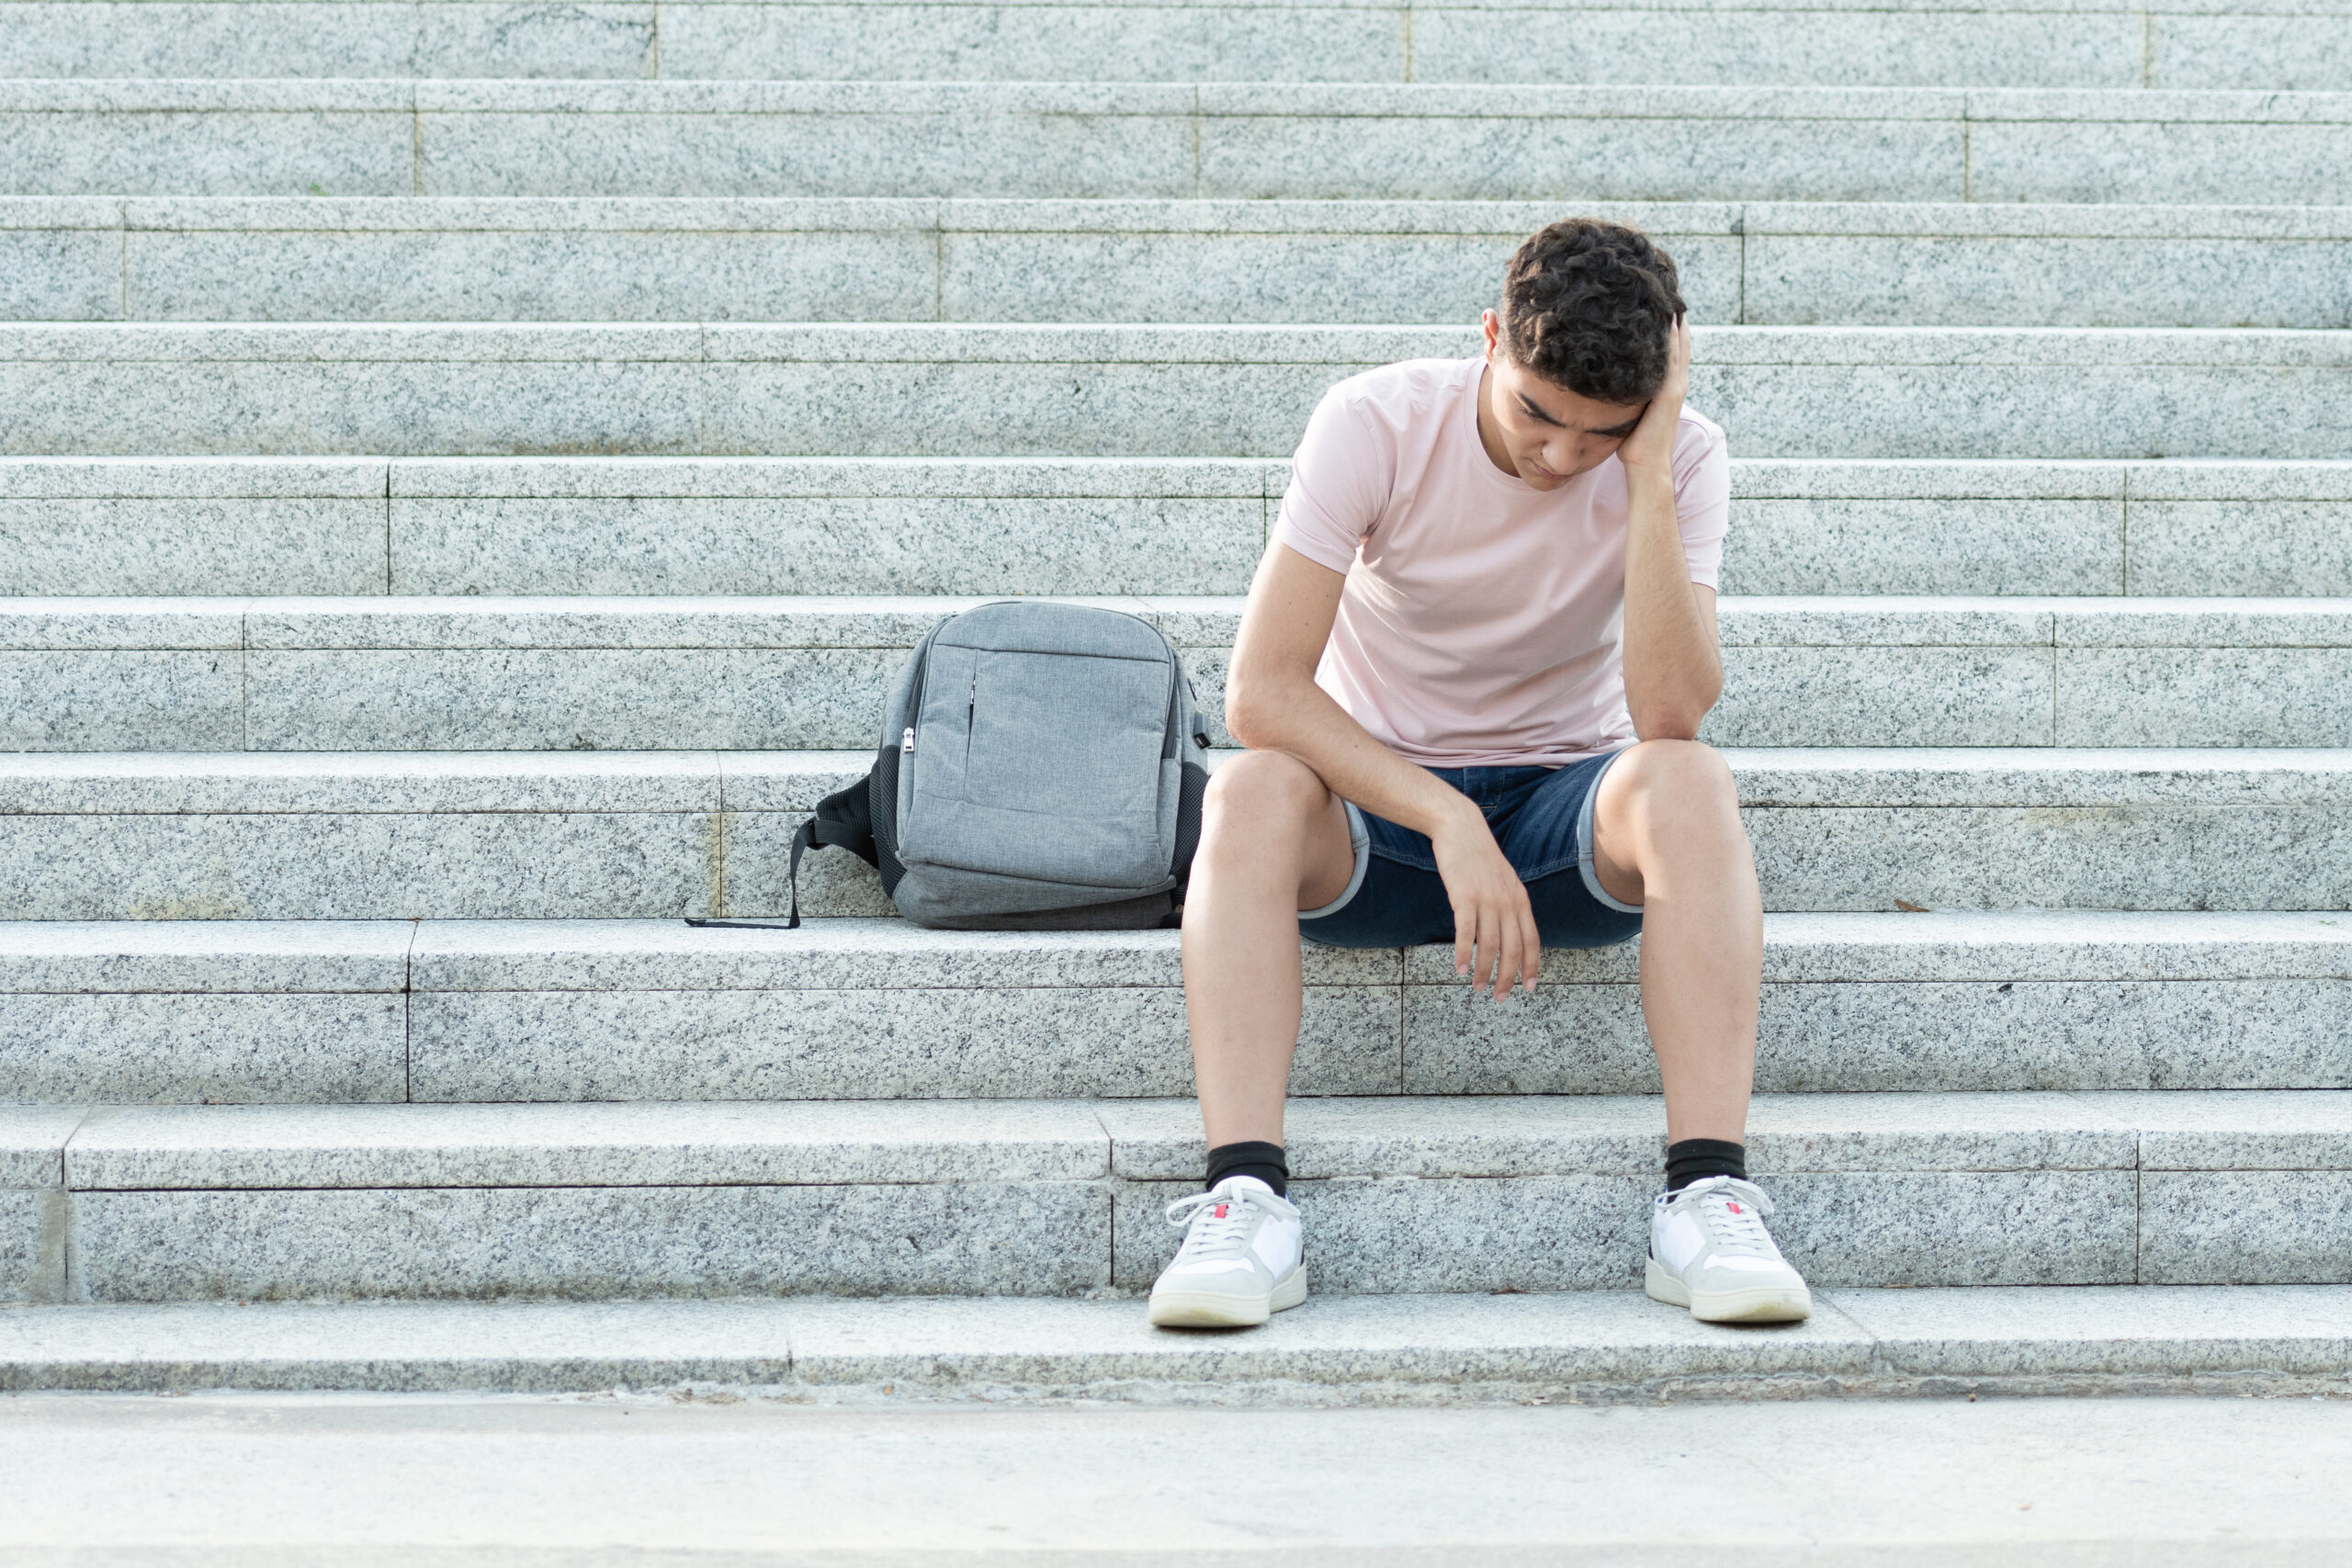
[{"x1": 1480, "y1": 310, "x2": 1500, "y2": 362}]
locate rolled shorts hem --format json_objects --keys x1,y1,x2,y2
[
  {"x1": 1298, "y1": 799, "x2": 1372, "y2": 920},
  {"x1": 1298, "y1": 747, "x2": 1645, "y2": 934},
  {"x1": 1575, "y1": 748, "x2": 1645, "y2": 915}
]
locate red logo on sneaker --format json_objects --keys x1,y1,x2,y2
[
  {"x1": 1214, "y1": 1205, "x2": 1228, "y2": 1218},
  {"x1": 1728, "y1": 1202, "x2": 1744, "y2": 1214}
]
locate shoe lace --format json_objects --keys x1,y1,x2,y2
[
  {"x1": 1683, "y1": 1177, "x2": 1778, "y2": 1258},
  {"x1": 1163, "y1": 1185, "x2": 1276, "y2": 1263}
]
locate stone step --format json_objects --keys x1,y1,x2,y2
[
  {"x1": 6, "y1": 456, "x2": 2346, "y2": 599},
  {"x1": 16, "y1": 197, "x2": 2352, "y2": 331},
  {"x1": 6, "y1": 594, "x2": 2349, "y2": 752},
  {"x1": 9, "y1": 323, "x2": 2352, "y2": 460},
  {"x1": 5, "y1": 1090, "x2": 2348, "y2": 1302},
  {"x1": 0, "y1": 749, "x2": 2341, "y2": 921},
  {"x1": 1, "y1": 912, "x2": 2346, "y2": 1105},
  {"x1": 7, "y1": 82, "x2": 2352, "y2": 205},
  {"x1": 2, "y1": 1284, "x2": 2348, "y2": 1397},
  {"x1": 8, "y1": 1, "x2": 2342, "y2": 92}
]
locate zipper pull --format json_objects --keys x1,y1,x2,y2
[{"x1": 901, "y1": 726, "x2": 916, "y2": 753}]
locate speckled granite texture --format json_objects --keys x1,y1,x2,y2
[
  {"x1": 5, "y1": 0, "x2": 2351, "y2": 1372},
  {"x1": 393, "y1": 494, "x2": 1269, "y2": 597},
  {"x1": 1722, "y1": 497, "x2": 2126, "y2": 594},
  {"x1": 0, "y1": 2, "x2": 657, "y2": 80},
  {"x1": 1836, "y1": 1282, "x2": 2352, "y2": 1378},
  {"x1": 15, "y1": 1285, "x2": 2352, "y2": 1394},
  {"x1": 17, "y1": 197, "x2": 2352, "y2": 328},
  {"x1": 0, "y1": 226, "x2": 115, "y2": 320},
  {"x1": 9, "y1": 84, "x2": 2352, "y2": 203},
  {"x1": 8, "y1": 594, "x2": 2350, "y2": 751},
  {"x1": 20, "y1": 1091, "x2": 2352, "y2": 1300},
  {"x1": 1742, "y1": 801, "x2": 2352, "y2": 910},
  {"x1": 0, "y1": 650, "x2": 242, "y2": 750},
  {"x1": 1403, "y1": 976, "x2": 2352, "y2": 1094},
  {"x1": 405, "y1": 984, "x2": 1401, "y2": 1100},
  {"x1": 1107, "y1": 1167, "x2": 2134, "y2": 1292},
  {"x1": 72, "y1": 1180, "x2": 1113, "y2": 1300},
  {"x1": 0, "y1": 940, "x2": 410, "y2": 1123},
  {"x1": 0, "y1": 1105, "x2": 79, "y2": 1189},
  {"x1": 18, "y1": 196, "x2": 2352, "y2": 328},
  {"x1": 13, "y1": 322, "x2": 2352, "y2": 459},
  {"x1": 6, "y1": 3, "x2": 2348, "y2": 96},
  {"x1": 0, "y1": 1109, "x2": 76, "y2": 1304},
  {"x1": 0, "y1": 1188, "x2": 63, "y2": 1303},
  {"x1": 1743, "y1": 231, "x2": 2352, "y2": 329},
  {"x1": 63, "y1": 1100, "x2": 1117, "y2": 1189},
  {"x1": 1, "y1": 750, "x2": 2346, "y2": 917},
  {"x1": 6, "y1": 456, "x2": 2346, "y2": 597},
  {"x1": 2138, "y1": 1171, "x2": 2352, "y2": 1283},
  {"x1": 0, "y1": 992, "x2": 407, "y2": 1103}
]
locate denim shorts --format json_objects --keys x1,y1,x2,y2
[{"x1": 1298, "y1": 750, "x2": 1645, "y2": 951}]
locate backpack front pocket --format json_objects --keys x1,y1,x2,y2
[{"x1": 899, "y1": 647, "x2": 1175, "y2": 890}]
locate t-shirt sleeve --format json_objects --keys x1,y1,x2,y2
[
  {"x1": 1671, "y1": 415, "x2": 1732, "y2": 590},
  {"x1": 1272, "y1": 383, "x2": 1394, "y2": 575}
]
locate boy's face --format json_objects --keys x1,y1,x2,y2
[{"x1": 1477, "y1": 309, "x2": 1650, "y2": 491}]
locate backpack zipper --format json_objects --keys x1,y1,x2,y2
[
  {"x1": 900, "y1": 620, "x2": 949, "y2": 761},
  {"x1": 963, "y1": 671, "x2": 978, "y2": 769}
]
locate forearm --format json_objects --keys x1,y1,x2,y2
[
  {"x1": 1620, "y1": 471, "x2": 1722, "y2": 739},
  {"x1": 1227, "y1": 673, "x2": 1476, "y2": 841}
]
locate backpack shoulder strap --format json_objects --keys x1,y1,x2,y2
[
  {"x1": 779, "y1": 774, "x2": 879, "y2": 927},
  {"x1": 690, "y1": 771, "x2": 877, "y2": 931}
]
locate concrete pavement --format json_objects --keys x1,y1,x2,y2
[{"x1": 0, "y1": 1391, "x2": 2346, "y2": 1563}]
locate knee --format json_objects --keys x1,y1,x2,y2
[
  {"x1": 1201, "y1": 750, "x2": 1329, "y2": 851},
  {"x1": 1611, "y1": 739, "x2": 1738, "y2": 821}
]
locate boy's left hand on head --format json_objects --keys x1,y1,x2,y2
[{"x1": 1618, "y1": 316, "x2": 1690, "y2": 481}]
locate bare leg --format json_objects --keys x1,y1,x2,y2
[
  {"x1": 1589, "y1": 739, "x2": 1762, "y2": 1145},
  {"x1": 1181, "y1": 751, "x2": 1361, "y2": 1148}
]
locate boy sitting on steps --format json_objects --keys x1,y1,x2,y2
[{"x1": 1148, "y1": 217, "x2": 1812, "y2": 1330}]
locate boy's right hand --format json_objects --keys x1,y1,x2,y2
[{"x1": 1431, "y1": 803, "x2": 1540, "y2": 1000}]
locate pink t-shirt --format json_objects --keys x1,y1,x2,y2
[{"x1": 1272, "y1": 355, "x2": 1731, "y2": 769}]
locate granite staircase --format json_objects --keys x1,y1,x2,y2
[{"x1": 2, "y1": 0, "x2": 2351, "y2": 1400}]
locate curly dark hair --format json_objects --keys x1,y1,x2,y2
[{"x1": 1498, "y1": 219, "x2": 1685, "y2": 405}]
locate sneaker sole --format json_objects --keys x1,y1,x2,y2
[
  {"x1": 1148, "y1": 1268, "x2": 1308, "y2": 1329},
  {"x1": 1645, "y1": 1258, "x2": 1812, "y2": 1324}
]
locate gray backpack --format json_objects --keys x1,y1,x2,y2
[{"x1": 771, "y1": 601, "x2": 1213, "y2": 930}]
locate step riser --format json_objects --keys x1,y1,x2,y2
[
  {"x1": 13, "y1": 6, "x2": 2332, "y2": 91},
  {"x1": 1731, "y1": 495, "x2": 2352, "y2": 599},
  {"x1": 3, "y1": 1168, "x2": 2335, "y2": 1303},
  {"x1": 14, "y1": 221, "x2": 1725, "y2": 327},
  {"x1": 9, "y1": 85, "x2": 2352, "y2": 207},
  {"x1": 2, "y1": 991, "x2": 406, "y2": 1103},
  {"x1": 18, "y1": 216, "x2": 2352, "y2": 331},
  {"x1": 2, "y1": 788, "x2": 2343, "y2": 918},
  {"x1": 9, "y1": 638, "x2": 2349, "y2": 751},
  {"x1": 8, "y1": 462, "x2": 2349, "y2": 600},
  {"x1": 0, "y1": 1188, "x2": 57, "y2": 1302},
  {"x1": 6, "y1": 975, "x2": 2346, "y2": 1104},
  {"x1": 0, "y1": 0, "x2": 660, "y2": 82},
  {"x1": 12, "y1": 341, "x2": 2352, "y2": 460},
  {"x1": 10, "y1": 1092, "x2": 2347, "y2": 1303}
]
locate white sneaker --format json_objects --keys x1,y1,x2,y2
[
  {"x1": 1645, "y1": 1175, "x2": 1813, "y2": 1324},
  {"x1": 1147, "y1": 1176, "x2": 1307, "y2": 1328}
]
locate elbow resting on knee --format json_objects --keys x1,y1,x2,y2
[
  {"x1": 1221, "y1": 680, "x2": 1276, "y2": 751},
  {"x1": 1632, "y1": 709, "x2": 1709, "y2": 744}
]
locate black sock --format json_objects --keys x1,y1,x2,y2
[
  {"x1": 1205, "y1": 1141, "x2": 1289, "y2": 1199},
  {"x1": 1665, "y1": 1138, "x2": 1747, "y2": 1193}
]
